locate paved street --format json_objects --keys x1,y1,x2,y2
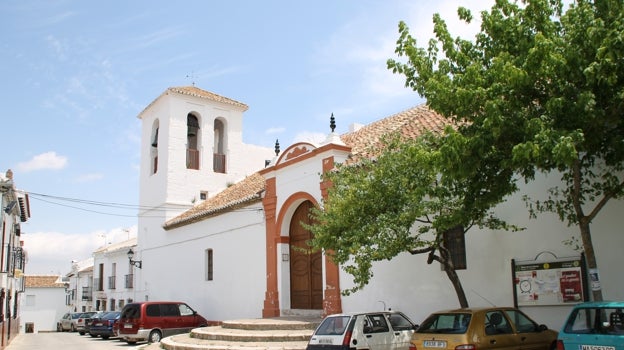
[{"x1": 5, "y1": 332, "x2": 150, "y2": 350}]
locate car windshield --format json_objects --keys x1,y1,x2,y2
[
  {"x1": 315, "y1": 316, "x2": 351, "y2": 335},
  {"x1": 417, "y1": 313, "x2": 471, "y2": 334},
  {"x1": 72, "y1": 313, "x2": 82, "y2": 319},
  {"x1": 103, "y1": 312, "x2": 120, "y2": 320},
  {"x1": 565, "y1": 307, "x2": 624, "y2": 335}
]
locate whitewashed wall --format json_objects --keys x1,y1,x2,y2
[
  {"x1": 20, "y1": 287, "x2": 66, "y2": 333},
  {"x1": 134, "y1": 201, "x2": 267, "y2": 322},
  {"x1": 338, "y1": 172, "x2": 624, "y2": 331}
]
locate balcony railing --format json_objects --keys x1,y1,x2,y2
[
  {"x1": 213, "y1": 153, "x2": 226, "y2": 173},
  {"x1": 187, "y1": 149, "x2": 200, "y2": 170},
  {"x1": 108, "y1": 275, "x2": 116, "y2": 290},
  {"x1": 125, "y1": 274, "x2": 133, "y2": 289}
]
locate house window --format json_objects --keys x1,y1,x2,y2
[
  {"x1": 206, "y1": 249, "x2": 213, "y2": 281},
  {"x1": 443, "y1": 226, "x2": 467, "y2": 270},
  {"x1": 187, "y1": 114, "x2": 200, "y2": 170},
  {"x1": 200, "y1": 191, "x2": 207, "y2": 200}
]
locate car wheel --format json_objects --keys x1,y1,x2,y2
[
  {"x1": 71, "y1": 324, "x2": 75, "y2": 332},
  {"x1": 57, "y1": 323, "x2": 62, "y2": 332},
  {"x1": 148, "y1": 330, "x2": 162, "y2": 343},
  {"x1": 126, "y1": 340, "x2": 137, "y2": 345},
  {"x1": 79, "y1": 331, "x2": 85, "y2": 335},
  {"x1": 101, "y1": 335, "x2": 109, "y2": 340}
]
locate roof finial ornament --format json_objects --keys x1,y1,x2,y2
[
  {"x1": 330, "y1": 113, "x2": 336, "y2": 132},
  {"x1": 274, "y1": 139, "x2": 280, "y2": 156}
]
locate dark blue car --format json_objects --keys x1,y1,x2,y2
[{"x1": 88, "y1": 311, "x2": 121, "y2": 339}]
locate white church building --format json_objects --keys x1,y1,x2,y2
[{"x1": 128, "y1": 86, "x2": 624, "y2": 330}]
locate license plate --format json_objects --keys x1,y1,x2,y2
[
  {"x1": 581, "y1": 346, "x2": 615, "y2": 350},
  {"x1": 124, "y1": 324, "x2": 133, "y2": 329},
  {"x1": 318, "y1": 338, "x2": 334, "y2": 345},
  {"x1": 423, "y1": 340, "x2": 447, "y2": 348},
  {"x1": 95, "y1": 323, "x2": 102, "y2": 326}
]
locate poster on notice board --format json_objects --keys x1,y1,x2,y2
[{"x1": 513, "y1": 257, "x2": 585, "y2": 307}]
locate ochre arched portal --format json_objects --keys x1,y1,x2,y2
[{"x1": 289, "y1": 200, "x2": 323, "y2": 309}]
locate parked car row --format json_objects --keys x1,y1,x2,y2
[
  {"x1": 59, "y1": 300, "x2": 623, "y2": 349},
  {"x1": 307, "y1": 301, "x2": 624, "y2": 350},
  {"x1": 58, "y1": 301, "x2": 208, "y2": 345}
]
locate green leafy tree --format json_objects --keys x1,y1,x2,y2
[
  {"x1": 387, "y1": 0, "x2": 624, "y2": 301},
  {"x1": 308, "y1": 133, "x2": 518, "y2": 307}
]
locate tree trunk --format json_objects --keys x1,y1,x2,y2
[
  {"x1": 444, "y1": 265, "x2": 469, "y2": 308},
  {"x1": 579, "y1": 217, "x2": 604, "y2": 301}
]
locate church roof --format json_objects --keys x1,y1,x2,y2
[
  {"x1": 341, "y1": 104, "x2": 448, "y2": 160},
  {"x1": 163, "y1": 172, "x2": 266, "y2": 230},
  {"x1": 138, "y1": 86, "x2": 249, "y2": 119},
  {"x1": 163, "y1": 104, "x2": 449, "y2": 229}
]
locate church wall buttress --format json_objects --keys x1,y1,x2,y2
[{"x1": 262, "y1": 177, "x2": 280, "y2": 317}]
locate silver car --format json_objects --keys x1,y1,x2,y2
[
  {"x1": 57, "y1": 312, "x2": 82, "y2": 332},
  {"x1": 307, "y1": 311, "x2": 417, "y2": 350}
]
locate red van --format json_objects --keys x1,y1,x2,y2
[{"x1": 118, "y1": 301, "x2": 208, "y2": 344}]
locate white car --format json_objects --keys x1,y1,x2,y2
[{"x1": 307, "y1": 311, "x2": 417, "y2": 350}]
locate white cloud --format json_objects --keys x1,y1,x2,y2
[
  {"x1": 22, "y1": 225, "x2": 137, "y2": 275},
  {"x1": 291, "y1": 131, "x2": 327, "y2": 145},
  {"x1": 16, "y1": 151, "x2": 68, "y2": 172}
]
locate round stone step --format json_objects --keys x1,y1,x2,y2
[
  {"x1": 161, "y1": 334, "x2": 309, "y2": 350},
  {"x1": 221, "y1": 318, "x2": 319, "y2": 331},
  {"x1": 192, "y1": 325, "x2": 313, "y2": 342}
]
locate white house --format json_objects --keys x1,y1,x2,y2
[
  {"x1": 131, "y1": 86, "x2": 624, "y2": 330},
  {"x1": 92, "y1": 237, "x2": 137, "y2": 311},
  {"x1": 20, "y1": 275, "x2": 66, "y2": 333},
  {"x1": 1, "y1": 169, "x2": 31, "y2": 345},
  {"x1": 65, "y1": 258, "x2": 94, "y2": 313}
]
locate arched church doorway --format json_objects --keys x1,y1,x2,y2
[{"x1": 289, "y1": 200, "x2": 322, "y2": 309}]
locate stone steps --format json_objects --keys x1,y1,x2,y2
[{"x1": 155, "y1": 317, "x2": 322, "y2": 350}]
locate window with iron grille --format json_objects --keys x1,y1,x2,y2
[{"x1": 443, "y1": 226, "x2": 467, "y2": 270}]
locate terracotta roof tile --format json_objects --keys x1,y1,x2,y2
[
  {"x1": 165, "y1": 104, "x2": 449, "y2": 229},
  {"x1": 25, "y1": 275, "x2": 66, "y2": 288},
  {"x1": 138, "y1": 86, "x2": 248, "y2": 118},
  {"x1": 163, "y1": 172, "x2": 266, "y2": 230},
  {"x1": 341, "y1": 105, "x2": 448, "y2": 160}
]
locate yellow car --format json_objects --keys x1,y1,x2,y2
[{"x1": 412, "y1": 307, "x2": 558, "y2": 350}]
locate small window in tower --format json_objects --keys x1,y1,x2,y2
[
  {"x1": 200, "y1": 191, "x2": 207, "y2": 200},
  {"x1": 151, "y1": 122, "x2": 159, "y2": 175}
]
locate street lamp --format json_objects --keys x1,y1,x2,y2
[{"x1": 127, "y1": 249, "x2": 142, "y2": 269}]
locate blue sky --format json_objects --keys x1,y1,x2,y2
[{"x1": 1, "y1": 0, "x2": 490, "y2": 274}]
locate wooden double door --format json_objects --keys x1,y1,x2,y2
[{"x1": 289, "y1": 201, "x2": 323, "y2": 309}]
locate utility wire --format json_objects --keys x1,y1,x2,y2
[{"x1": 24, "y1": 190, "x2": 263, "y2": 218}]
